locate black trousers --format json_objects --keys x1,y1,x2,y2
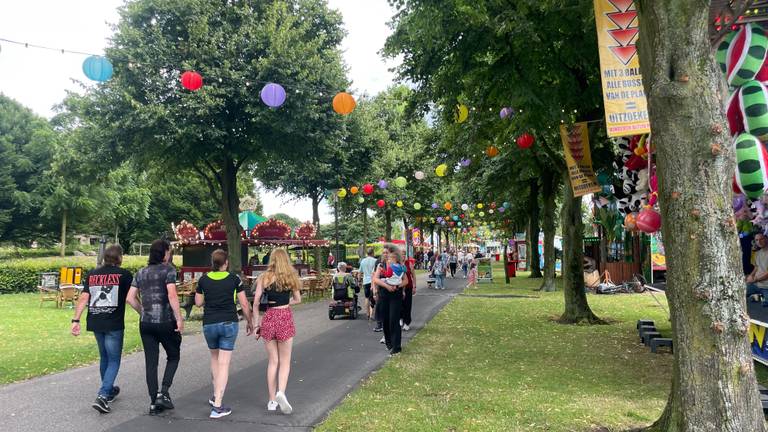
[
  {"x1": 380, "y1": 288, "x2": 403, "y2": 351},
  {"x1": 449, "y1": 263, "x2": 457, "y2": 277},
  {"x1": 139, "y1": 321, "x2": 182, "y2": 402},
  {"x1": 401, "y1": 288, "x2": 413, "y2": 326}
]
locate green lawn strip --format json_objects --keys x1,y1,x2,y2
[{"x1": 317, "y1": 276, "x2": 674, "y2": 432}]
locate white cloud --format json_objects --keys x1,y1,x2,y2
[{"x1": 0, "y1": 0, "x2": 399, "y2": 225}]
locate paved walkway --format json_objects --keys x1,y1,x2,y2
[{"x1": 1, "y1": 273, "x2": 466, "y2": 432}]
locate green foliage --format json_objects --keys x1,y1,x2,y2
[
  {"x1": 269, "y1": 213, "x2": 302, "y2": 228},
  {"x1": 0, "y1": 95, "x2": 58, "y2": 243}
]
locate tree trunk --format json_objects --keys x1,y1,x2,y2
[
  {"x1": 312, "y1": 193, "x2": 322, "y2": 272},
  {"x1": 528, "y1": 180, "x2": 543, "y2": 278},
  {"x1": 385, "y1": 209, "x2": 392, "y2": 242},
  {"x1": 403, "y1": 216, "x2": 411, "y2": 258},
  {"x1": 637, "y1": 2, "x2": 766, "y2": 430},
  {"x1": 559, "y1": 171, "x2": 602, "y2": 324},
  {"x1": 539, "y1": 175, "x2": 558, "y2": 291},
  {"x1": 219, "y1": 159, "x2": 243, "y2": 274},
  {"x1": 362, "y1": 207, "x2": 368, "y2": 256},
  {"x1": 60, "y1": 210, "x2": 67, "y2": 257},
  {"x1": 114, "y1": 225, "x2": 119, "y2": 247}
]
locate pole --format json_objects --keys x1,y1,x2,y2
[{"x1": 334, "y1": 193, "x2": 340, "y2": 265}]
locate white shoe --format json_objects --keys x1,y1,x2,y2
[
  {"x1": 275, "y1": 391, "x2": 292, "y2": 414},
  {"x1": 379, "y1": 336, "x2": 385, "y2": 343},
  {"x1": 403, "y1": 324, "x2": 410, "y2": 331},
  {"x1": 399, "y1": 319, "x2": 404, "y2": 327},
  {"x1": 267, "y1": 400, "x2": 278, "y2": 411}
]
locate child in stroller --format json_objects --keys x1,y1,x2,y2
[{"x1": 329, "y1": 262, "x2": 360, "y2": 320}]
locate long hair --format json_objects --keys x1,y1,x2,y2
[
  {"x1": 265, "y1": 248, "x2": 300, "y2": 292},
  {"x1": 148, "y1": 239, "x2": 170, "y2": 265}
]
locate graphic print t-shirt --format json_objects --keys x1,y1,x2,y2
[
  {"x1": 132, "y1": 264, "x2": 177, "y2": 324},
  {"x1": 84, "y1": 265, "x2": 133, "y2": 332}
]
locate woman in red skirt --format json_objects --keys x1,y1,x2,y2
[{"x1": 252, "y1": 248, "x2": 301, "y2": 414}]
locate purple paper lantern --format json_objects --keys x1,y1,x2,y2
[
  {"x1": 500, "y1": 107, "x2": 514, "y2": 119},
  {"x1": 460, "y1": 158, "x2": 471, "y2": 167},
  {"x1": 498, "y1": 206, "x2": 505, "y2": 213},
  {"x1": 431, "y1": 203, "x2": 439, "y2": 209},
  {"x1": 260, "y1": 83, "x2": 286, "y2": 108},
  {"x1": 378, "y1": 179, "x2": 388, "y2": 189}
]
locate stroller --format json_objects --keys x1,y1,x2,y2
[{"x1": 328, "y1": 272, "x2": 360, "y2": 320}]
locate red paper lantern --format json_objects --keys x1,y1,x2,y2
[
  {"x1": 181, "y1": 71, "x2": 203, "y2": 91},
  {"x1": 636, "y1": 209, "x2": 662, "y2": 233},
  {"x1": 362, "y1": 183, "x2": 374, "y2": 195},
  {"x1": 517, "y1": 133, "x2": 535, "y2": 149},
  {"x1": 377, "y1": 199, "x2": 386, "y2": 208}
]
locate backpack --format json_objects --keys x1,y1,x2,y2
[{"x1": 332, "y1": 274, "x2": 354, "y2": 300}]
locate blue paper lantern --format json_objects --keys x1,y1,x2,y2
[
  {"x1": 260, "y1": 83, "x2": 286, "y2": 108},
  {"x1": 82, "y1": 56, "x2": 113, "y2": 82}
]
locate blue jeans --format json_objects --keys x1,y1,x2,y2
[
  {"x1": 93, "y1": 329, "x2": 124, "y2": 398},
  {"x1": 203, "y1": 321, "x2": 239, "y2": 351},
  {"x1": 435, "y1": 273, "x2": 445, "y2": 289}
]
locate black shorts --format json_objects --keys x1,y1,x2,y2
[{"x1": 364, "y1": 283, "x2": 373, "y2": 299}]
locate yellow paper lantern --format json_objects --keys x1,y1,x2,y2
[
  {"x1": 338, "y1": 188, "x2": 347, "y2": 198},
  {"x1": 454, "y1": 104, "x2": 469, "y2": 123},
  {"x1": 477, "y1": 203, "x2": 484, "y2": 209},
  {"x1": 396, "y1": 200, "x2": 403, "y2": 208},
  {"x1": 435, "y1": 164, "x2": 448, "y2": 177},
  {"x1": 333, "y1": 92, "x2": 356, "y2": 115}
]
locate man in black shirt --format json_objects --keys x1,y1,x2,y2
[{"x1": 71, "y1": 245, "x2": 133, "y2": 414}]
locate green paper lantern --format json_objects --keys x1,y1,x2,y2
[{"x1": 395, "y1": 176, "x2": 407, "y2": 188}]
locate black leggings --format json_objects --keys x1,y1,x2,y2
[
  {"x1": 449, "y1": 263, "x2": 457, "y2": 277},
  {"x1": 380, "y1": 288, "x2": 403, "y2": 352},
  {"x1": 140, "y1": 322, "x2": 181, "y2": 402},
  {"x1": 401, "y1": 288, "x2": 413, "y2": 326}
]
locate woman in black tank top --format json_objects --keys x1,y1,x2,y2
[{"x1": 251, "y1": 249, "x2": 301, "y2": 415}]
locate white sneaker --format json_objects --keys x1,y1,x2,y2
[
  {"x1": 275, "y1": 391, "x2": 292, "y2": 414},
  {"x1": 403, "y1": 324, "x2": 410, "y2": 331},
  {"x1": 379, "y1": 336, "x2": 385, "y2": 343},
  {"x1": 267, "y1": 400, "x2": 278, "y2": 411},
  {"x1": 399, "y1": 319, "x2": 404, "y2": 327}
]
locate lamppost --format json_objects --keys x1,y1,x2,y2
[{"x1": 96, "y1": 235, "x2": 107, "y2": 267}]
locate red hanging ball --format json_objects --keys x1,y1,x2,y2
[
  {"x1": 517, "y1": 133, "x2": 535, "y2": 149},
  {"x1": 636, "y1": 209, "x2": 662, "y2": 233},
  {"x1": 362, "y1": 183, "x2": 374, "y2": 195},
  {"x1": 181, "y1": 71, "x2": 203, "y2": 91}
]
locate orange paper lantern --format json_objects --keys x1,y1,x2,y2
[
  {"x1": 333, "y1": 92, "x2": 356, "y2": 115},
  {"x1": 350, "y1": 186, "x2": 359, "y2": 195},
  {"x1": 444, "y1": 202, "x2": 453, "y2": 211},
  {"x1": 486, "y1": 145, "x2": 499, "y2": 157}
]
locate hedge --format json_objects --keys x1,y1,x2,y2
[{"x1": 0, "y1": 256, "x2": 148, "y2": 294}]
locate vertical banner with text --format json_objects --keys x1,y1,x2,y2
[
  {"x1": 560, "y1": 122, "x2": 602, "y2": 197},
  {"x1": 593, "y1": 0, "x2": 650, "y2": 137}
]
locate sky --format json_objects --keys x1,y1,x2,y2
[{"x1": 0, "y1": 0, "x2": 400, "y2": 224}]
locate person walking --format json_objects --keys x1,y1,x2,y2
[
  {"x1": 372, "y1": 248, "x2": 390, "y2": 333},
  {"x1": 71, "y1": 245, "x2": 133, "y2": 414},
  {"x1": 359, "y1": 248, "x2": 378, "y2": 322},
  {"x1": 194, "y1": 249, "x2": 253, "y2": 419},
  {"x1": 126, "y1": 239, "x2": 183, "y2": 415},
  {"x1": 252, "y1": 249, "x2": 302, "y2": 414},
  {"x1": 432, "y1": 254, "x2": 447, "y2": 290},
  {"x1": 373, "y1": 245, "x2": 410, "y2": 356},
  {"x1": 448, "y1": 252, "x2": 458, "y2": 278},
  {"x1": 400, "y1": 256, "x2": 416, "y2": 331},
  {"x1": 466, "y1": 259, "x2": 478, "y2": 289},
  {"x1": 461, "y1": 251, "x2": 470, "y2": 278}
]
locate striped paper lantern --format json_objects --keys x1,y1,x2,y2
[
  {"x1": 739, "y1": 80, "x2": 768, "y2": 140},
  {"x1": 727, "y1": 23, "x2": 768, "y2": 87},
  {"x1": 734, "y1": 133, "x2": 768, "y2": 199}
]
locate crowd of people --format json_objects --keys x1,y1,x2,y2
[
  {"x1": 71, "y1": 240, "x2": 300, "y2": 419},
  {"x1": 413, "y1": 248, "x2": 480, "y2": 290},
  {"x1": 70, "y1": 241, "x2": 450, "y2": 419}
]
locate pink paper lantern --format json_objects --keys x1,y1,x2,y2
[{"x1": 636, "y1": 209, "x2": 661, "y2": 233}]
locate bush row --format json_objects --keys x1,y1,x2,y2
[{"x1": 0, "y1": 256, "x2": 147, "y2": 294}]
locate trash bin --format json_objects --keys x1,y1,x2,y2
[
  {"x1": 494, "y1": 253, "x2": 500, "y2": 261},
  {"x1": 506, "y1": 261, "x2": 517, "y2": 277}
]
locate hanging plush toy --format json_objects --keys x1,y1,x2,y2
[
  {"x1": 739, "y1": 80, "x2": 768, "y2": 141},
  {"x1": 734, "y1": 133, "x2": 768, "y2": 199},
  {"x1": 725, "y1": 23, "x2": 768, "y2": 87},
  {"x1": 636, "y1": 168, "x2": 650, "y2": 194},
  {"x1": 627, "y1": 192, "x2": 647, "y2": 213},
  {"x1": 647, "y1": 174, "x2": 658, "y2": 206},
  {"x1": 622, "y1": 168, "x2": 640, "y2": 195},
  {"x1": 727, "y1": 90, "x2": 745, "y2": 136},
  {"x1": 624, "y1": 135, "x2": 648, "y2": 171}
]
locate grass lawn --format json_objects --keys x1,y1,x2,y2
[
  {"x1": 317, "y1": 271, "x2": 678, "y2": 432},
  {"x1": 0, "y1": 293, "x2": 203, "y2": 385}
]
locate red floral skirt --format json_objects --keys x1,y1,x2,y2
[{"x1": 261, "y1": 307, "x2": 295, "y2": 341}]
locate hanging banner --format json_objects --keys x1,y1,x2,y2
[
  {"x1": 593, "y1": 0, "x2": 651, "y2": 137},
  {"x1": 560, "y1": 122, "x2": 602, "y2": 197}
]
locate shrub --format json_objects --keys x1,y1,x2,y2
[{"x1": 0, "y1": 256, "x2": 147, "y2": 294}]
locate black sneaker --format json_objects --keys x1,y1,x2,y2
[
  {"x1": 149, "y1": 404, "x2": 163, "y2": 415},
  {"x1": 92, "y1": 396, "x2": 111, "y2": 414},
  {"x1": 155, "y1": 393, "x2": 175, "y2": 410},
  {"x1": 106, "y1": 386, "x2": 120, "y2": 403},
  {"x1": 210, "y1": 405, "x2": 232, "y2": 419}
]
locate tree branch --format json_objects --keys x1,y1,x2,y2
[
  {"x1": 202, "y1": 159, "x2": 222, "y2": 185},
  {"x1": 192, "y1": 163, "x2": 222, "y2": 205}
]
